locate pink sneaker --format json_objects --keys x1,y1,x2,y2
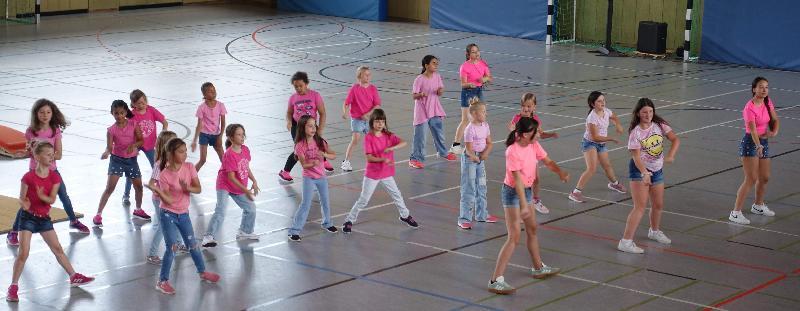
[
  {"x1": 200, "y1": 271, "x2": 220, "y2": 284},
  {"x1": 458, "y1": 222, "x2": 472, "y2": 230},
  {"x1": 70, "y1": 220, "x2": 90, "y2": 234},
  {"x1": 92, "y1": 214, "x2": 103, "y2": 226},
  {"x1": 409, "y1": 160, "x2": 425, "y2": 169},
  {"x1": 323, "y1": 160, "x2": 334, "y2": 172},
  {"x1": 69, "y1": 273, "x2": 95, "y2": 287},
  {"x1": 132, "y1": 209, "x2": 151, "y2": 221},
  {"x1": 278, "y1": 170, "x2": 293, "y2": 183},
  {"x1": 568, "y1": 191, "x2": 586, "y2": 203},
  {"x1": 443, "y1": 153, "x2": 458, "y2": 161},
  {"x1": 481, "y1": 215, "x2": 500, "y2": 223},
  {"x1": 6, "y1": 284, "x2": 18, "y2": 302},
  {"x1": 608, "y1": 181, "x2": 627, "y2": 193},
  {"x1": 6, "y1": 231, "x2": 19, "y2": 246},
  {"x1": 156, "y1": 281, "x2": 175, "y2": 295}
]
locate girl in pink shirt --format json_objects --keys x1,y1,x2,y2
[
  {"x1": 94, "y1": 100, "x2": 147, "y2": 226},
  {"x1": 341, "y1": 66, "x2": 381, "y2": 172},
  {"x1": 123, "y1": 89, "x2": 168, "y2": 205},
  {"x1": 618, "y1": 98, "x2": 680, "y2": 254},
  {"x1": 280, "y1": 71, "x2": 331, "y2": 182},
  {"x1": 569, "y1": 91, "x2": 627, "y2": 203},
  {"x1": 458, "y1": 99, "x2": 497, "y2": 229},
  {"x1": 731, "y1": 77, "x2": 780, "y2": 224},
  {"x1": 7, "y1": 142, "x2": 94, "y2": 303},
  {"x1": 409, "y1": 55, "x2": 455, "y2": 169},
  {"x1": 144, "y1": 131, "x2": 187, "y2": 265},
  {"x1": 191, "y1": 82, "x2": 226, "y2": 172},
  {"x1": 202, "y1": 124, "x2": 261, "y2": 247},
  {"x1": 288, "y1": 116, "x2": 338, "y2": 241},
  {"x1": 342, "y1": 109, "x2": 418, "y2": 233},
  {"x1": 489, "y1": 117, "x2": 568, "y2": 295},
  {"x1": 7, "y1": 99, "x2": 88, "y2": 247},
  {"x1": 506, "y1": 93, "x2": 559, "y2": 214},
  {"x1": 146, "y1": 138, "x2": 219, "y2": 295},
  {"x1": 452, "y1": 43, "x2": 493, "y2": 156}
]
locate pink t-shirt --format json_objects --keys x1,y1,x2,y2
[
  {"x1": 412, "y1": 73, "x2": 446, "y2": 125},
  {"x1": 158, "y1": 162, "x2": 198, "y2": 214},
  {"x1": 150, "y1": 161, "x2": 161, "y2": 200},
  {"x1": 503, "y1": 141, "x2": 547, "y2": 188},
  {"x1": 459, "y1": 60, "x2": 491, "y2": 87},
  {"x1": 130, "y1": 106, "x2": 165, "y2": 151},
  {"x1": 196, "y1": 101, "x2": 227, "y2": 135},
  {"x1": 25, "y1": 127, "x2": 61, "y2": 171},
  {"x1": 294, "y1": 139, "x2": 327, "y2": 179},
  {"x1": 464, "y1": 122, "x2": 490, "y2": 153},
  {"x1": 743, "y1": 100, "x2": 772, "y2": 135},
  {"x1": 22, "y1": 170, "x2": 61, "y2": 216},
  {"x1": 216, "y1": 145, "x2": 251, "y2": 194},
  {"x1": 583, "y1": 108, "x2": 612, "y2": 142},
  {"x1": 628, "y1": 123, "x2": 673, "y2": 172},
  {"x1": 345, "y1": 84, "x2": 381, "y2": 119},
  {"x1": 510, "y1": 114, "x2": 541, "y2": 127},
  {"x1": 289, "y1": 90, "x2": 323, "y2": 122},
  {"x1": 364, "y1": 131, "x2": 401, "y2": 180},
  {"x1": 108, "y1": 121, "x2": 138, "y2": 158}
]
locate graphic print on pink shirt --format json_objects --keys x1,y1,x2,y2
[
  {"x1": 628, "y1": 123, "x2": 672, "y2": 172},
  {"x1": 216, "y1": 145, "x2": 251, "y2": 195},
  {"x1": 364, "y1": 132, "x2": 400, "y2": 180},
  {"x1": 289, "y1": 90, "x2": 323, "y2": 122},
  {"x1": 131, "y1": 106, "x2": 165, "y2": 151},
  {"x1": 294, "y1": 139, "x2": 327, "y2": 179}
]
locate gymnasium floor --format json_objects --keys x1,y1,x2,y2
[{"x1": 1, "y1": 3, "x2": 799, "y2": 310}]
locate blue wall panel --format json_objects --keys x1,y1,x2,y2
[
  {"x1": 278, "y1": 0, "x2": 387, "y2": 21},
  {"x1": 430, "y1": 0, "x2": 547, "y2": 41}
]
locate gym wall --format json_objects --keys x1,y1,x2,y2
[{"x1": 429, "y1": 0, "x2": 547, "y2": 41}]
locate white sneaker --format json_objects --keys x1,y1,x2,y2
[
  {"x1": 729, "y1": 211, "x2": 751, "y2": 225},
  {"x1": 617, "y1": 239, "x2": 644, "y2": 254},
  {"x1": 341, "y1": 160, "x2": 353, "y2": 172},
  {"x1": 201, "y1": 235, "x2": 218, "y2": 248},
  {"x1": 449, "y1": 144, "x2": 464, "y2": 155},
  {"x1": 647, "y1": 229, "x2": 671, "y2": 244},
  {"x1": 533, "y1": 200, "x2": 549, "y2": 214},
  {"x1": 236, "y1": 230, "x2": 259, "y2": 241},
  {"x1": 750, "y1": 203, "x2": 775, "y2": 216}
]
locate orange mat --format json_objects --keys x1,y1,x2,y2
[{"x1": 0, "y1": 125, "x2": 28, "y2": 158}]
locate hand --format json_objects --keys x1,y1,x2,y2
[
  {"x1": 418, "y1": 92, "x2": 427, "y2": 98},
  {"x1": 179, "y1": 180, "x2": 190, "y2": 192},
  {"x1": 144, "y1": 184, "x2": 156, "y2": 192},
  {"x1": 312, "y1": 159, "x2": 320, "y2": 166},
  {"x1": 470, "y1": 155, "x2": 480, "y2": 163},
  {"x1": 36, "y1": 186, "x2": 47, "y2": 199},
  {"x1": 383, "y1": 147, "x2": 393, "y2": 154},
  {"x1": 250, "y1": 182, "x2": 260, "y2": 196},
  {"x1": 767, "y1": 130, "x2": 777, "y2": 138},
  {"x1": 610, "y1": 138, "x2": 619, "y2": 144},
  {"x1": 383, "y1": 158, "x2": 391, "y2": 164},
  {"x1": 127, "y1": 144, "x2": 137, "y2": 154},
  {"x1": 664, "y1": 156, "x2": 675, "y2": 164},
  {"x1": 468, "y1": 83, "x2": 476, "y2": 88},
  {"x1": 643, "y1": 174, "x2": 652, "y2": 186},
  {"x1": 286, "y1": 121, "x2": 292, "y2": 131},
  {"x1": 551, "y1": 132, "x2": 560, "y2": 139},
  {"x1": 507, "y1": 120, "x2": 515, "y2": 131},
  {"x1": 757, "y1": 146, "x2": 764, "y2": 158},
  {"x1": 558, "y1": 171, "x2": 570, "y2": 183},
  {"x1": 246, "y1": 191, "x2": 255, "y2": 202},
  {"x1": 101, "y1": 151, "x2": 110, "y2": 160},
  {"x1": 191, "y1": 141, "x2": 197, "y2": 153},
  {"x1": 319, "y1": 150, "x2": 326, "y2": 158},
  {"x1": 20, "y1": 197, "x2": 31, "y2": 211},
  {"x1": 481, "y1": 76, "x2": 490, "y2": 84},
  {"x1": 436, "y1": 87, "x2": 443, "y2": 96},
  {"x1": 616, "y1": 127, "x2": 623, "y2": 135},
  {"x1": 479, "y1": 153, "x2": 489, "y2": 161},
  {"x1": 342, "y1": 113, "x2": 348, "y2": 120}
]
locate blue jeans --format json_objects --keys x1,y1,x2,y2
[
  {"x1": 410, "y1": 116, "x2": 448, "y2": 162},
  {"x1": 459, "y1": 153, "x2": 488, "y2": 224},
  {"x1": 289, "y1": 176, "x2": 332, "y2": 235},
  {"x1": 124, "y1": 148, "x2": 155, "y2": 199},
  {"x1": 147, "y1": 197, "x2": 185, "y2": 257},
  {"x1": 12, "y1": 170, "x2": 75, "y2": 231},
  {"x1": 159, "y1": 210, "x2": 205, "y2": 281},
  {"x1": 206, "y1": 190, "x2": 257, "y2": 238},
  {"x1": 460, "y1": 87, "x2": 483, "y2": 107}
]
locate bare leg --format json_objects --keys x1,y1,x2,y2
[
  {"x1": 491, "y1": 207, "x2": 521, "y2": 280},
  {"x1": 96, "y1": 175, "x2": 121, "y2": 214},
  {"x1": 40, "y1": 230, "x2": 76, "y2": 276},
  {"x1": 734, "y1": 157, "x2": 758, "y2": 211},
  {"x1": 622, "y1": 181, "x2": 649, "y2": 240}
]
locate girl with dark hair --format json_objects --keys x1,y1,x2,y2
[
  {"x1": 123, "y1": 89, "x2": 168, "y2": 206},
  {"x1": 410, "y1": 54, "x2": 453, "y2": 169},
  {"x1": 451, "y1": 43, "x2": 492, "y2": 155},
  {"x1": 280, "y1": 71, "x2": 329, "y2": 182}
]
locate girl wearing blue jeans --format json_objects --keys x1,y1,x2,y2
[
  {"x1": 458, "y1": 99, "x2": 496, "y2": 229},
  {"x1": 144, "y1": 131, "x2": 186, "y2": 265}
]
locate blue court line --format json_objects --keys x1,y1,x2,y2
[{"x1": 247, "y1": 251, "x2": 503, "y2": 311}]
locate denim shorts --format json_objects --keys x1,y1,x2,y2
[
  {"x1": 108, "y1": 155, "x2": 141, "y2": 178},
  {"x1": 581, "y1": 138, "x2": 608, "y2": 153},
  {"x1": 199, "y1": 132, "x2": 219, "y2": 146},
  {"x1": 460, "y1": 86, "x2": 483, "y2": 108},
  {"x1": 738, "y1": 134, "x2": 769, "y2": 158},
  {"x1": 628, "y1": 159, "x2": 664, "y2": 185},
  {"x1": 18, "y1": 210, "x2": 54, "y2": 233},
  {"x1": 350, "y1": 118, "x2": 369, "y2": 134},
  {"x1": 500, "y1": 184, "x2": 533, "y2": 208}
]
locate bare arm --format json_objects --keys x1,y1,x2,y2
[
  {"x1": 54, "y1": 136, "x2": 63, "y2": 161},
  {"x1": 19, "y1": 182, "x2": 30, "y2": 211},
  {"x1": 479, "y1": 136, "x2": 493, "y2": 161},
  {"x1": 36, "y1": 183, "x2": 60, "y2": 205},
  {"x1": 610, "y1": 112, "x2": 624, "y2": 135},
  {"x1": 227, "y1": 171, "x2": 250, "y2": 194},
  {"x1": 589, "y1": 123, "x2": 618, "y2": 143},
  {"x1": 512, "y1": 171, "x2": 530, "y2": 211},
  {"x1": 768, "y1": 108, "x2": 780, "y2": 137},
  {"x1": 191, "y1": 118, "x2": 202, "y2": 152},
  {"x1": 317, "y1": 100, "x2": 326, "y2": 134},
  {"x1": 541, "y1": 157, "x2": 569, "y2": 182},
  {"x1": 161, "y1": 119, "x2": 169, "y2": 131},
  {"x1": 219, "y1": 115, "x2": 226, "y2": 137},
  {"x1": 102, "y1": 131, "x2": 112, "y2": 159},
  {"x1": 630, "y1": 149, "x2": 651, "y2": 185},
  {"x1": 664, "y1": 131, "x2": 680, "y2": 163}
]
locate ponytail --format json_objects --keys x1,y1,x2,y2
[{"x1": 505, "y1": 117, "x2": 538, "y2": 147}]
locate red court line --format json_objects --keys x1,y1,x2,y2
[
  {"x1": 541, "y1": 224, "x2": 784, "y2": 275},
  {"x1": 705, "y1": 274, "x2": 788, "y2": 310}
]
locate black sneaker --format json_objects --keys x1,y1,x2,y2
[
  {"x1": 289, "y1": 235, "x2": 301, "y2": 242},
  {"x1": 399, "y1": 216, "x2": 419, "y2": 228},
  {"x1": 324, "y1": 226, "x2": 338, "y2": 233},
  {"x1": 342, "y1": 221, "x2": 353, "y2": 234}
]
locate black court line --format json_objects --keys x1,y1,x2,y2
[
  {"x1": 646, "y1": 268, "x2": 698, "y2": 281},
  {"x1": 726, "y1": 240, "x2": 776, "y2": 251}
]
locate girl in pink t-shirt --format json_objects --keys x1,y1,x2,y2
[
  {"x1": 288, "y1": 116, "x2": 338, "y2": 241},
  {"x1": 280, "y1": 71, "x2": 331, "y2": 182},
  {"x1": 94, "y1": 100, "x2": 147, "y2": 227},
  {"x1": 731, "y1": 77, "x2": 781, "y2": 225},
  {"x1": 618, "y1": 98, "x2": 680, "y2": 254},
  {"x1": 489, "y1": 117, "x2": 568, "y2": 295},
  {"x1": 341, "y1": 66, "x2": 382, "y2": 172},
  {"x1": 124, "y1": 89, "x2": 168, "y2": 205},
  {"x1": 342, "y1": 109, "x2": 418, "y2": 233},
  {"x1": 191, "y1": 82, "x2": 226, "y2": 172},
  {"x1": 7, "y1": 99, "x2": 88, "y2": 247},
  {"x1": 569, "y1": 91, "x2": 627, "y2": 204},
  {"x1": 452, "y1": 43, "x2": 493, "y2": 156},
  {"x1": 409, "y1": 55, "x2": 455, "y2": 169},
  {"x1": 507, "y1": 93, "x2": 559, "y2": 214},
  {"x1": 202, "y1": 124, "x2": 261, "y2": 247},
  {"x1": 146, "y1": 138, "x2": 219, "y2": 294},
  {"x1": 7, "y1": 142, "x2": 95, "y2": 302},
  {"x1": 458, "y1": 99, "x2": 497, "y2": 229},
  {"x1": 144, "y1": 131, "x2": 187, "y2": 265}
]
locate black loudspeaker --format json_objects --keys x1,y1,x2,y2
[{"x1": 637, "y1": 21, "x2": 667, "y2": 54}]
